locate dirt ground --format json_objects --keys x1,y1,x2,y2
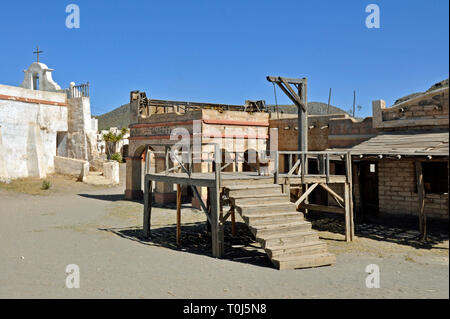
[{"x1": 0, "y1": 164, "x2": 448, "y2": 299}]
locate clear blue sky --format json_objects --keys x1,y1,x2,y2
[{"x1": 0, "y1": 0, "x2": 448, "y2": 117}]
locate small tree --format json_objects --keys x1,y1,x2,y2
[{"x1": 102, "y1": 127, "x2": 129, "y2": 159}]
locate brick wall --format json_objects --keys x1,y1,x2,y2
[{"x1": 377, "y1": 160, "x2": 448, "y2": 219}]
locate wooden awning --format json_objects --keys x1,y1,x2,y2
[{"x1": 330, "y1": 131, "x2": 449, "y2": 157}]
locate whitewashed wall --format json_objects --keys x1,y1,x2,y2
[{"x1": 0, "y1": 84, "x2": 68, "y2": 179}]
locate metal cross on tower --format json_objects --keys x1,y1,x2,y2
[{"x1": 33, "y1": 46, "x2": 43, "y2": 63}]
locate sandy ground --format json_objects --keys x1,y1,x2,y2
[{"x1": 0, "y1": 164, "x2": 448, "y2": 299}]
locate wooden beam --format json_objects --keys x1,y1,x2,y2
[
  {"x1": 318, "y1": 183, "x2": 344, "y2": 206},
  {"x1": 295, "y1": 182, "x2": 319, "y2": 207},
  {"x1": 279, "y1": 77, "x2": 306, "y2": 112},
  {"x1": 287, "y1": 159, "x2": 301, "y2": 176},
  {"x1": 299, "y1": 203, "x2": 345, "y2": 214},
  {"x1": 275, "y1": 82, "x2": 303, "y2": 110},
  {"x1": 267, "y1": 76, "x2": 307, "y2": 85},
  {"x1": 344, "y1": 183, "x2": 353, "y2": 242},
  {"x1": 176, "y1": 184, "x2": 181, "y2": 245},
  {"x1": 346, "y1": 152, "x2": 355, "y2": 240},
  {"x1": 415, "y1": 161, "x2": 427, "y2": 241}
]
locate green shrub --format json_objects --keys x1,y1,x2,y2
[
  {"x1": 41, "y1": 180, "x2": 51, "y2": 190},
  {"x1": 110, "y1": 152, "x2": 123, "y2": 163}
]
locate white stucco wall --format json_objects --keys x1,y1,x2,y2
[{"x1": 0, "y1": 84, "x2": 68, "y2": 179}]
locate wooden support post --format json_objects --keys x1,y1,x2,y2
[
  {"x1": 415, "y1": 161, "x2": 427, "y2": 241},
  {"x1": 346, "y1": 152, "x2": 355, "y2": 240},
  {"x1": 176, "y1": 184, "x2": 181, "y2": 245},
  {"x1": 210, "y1": 186, "x2": 224, "y2": 258},
  {"x1": 143, "y1": 178, "x2": 152, "y2": 238},
  {"x1": 344, "y1": 182, "x2": 352, "y2": 242},
  {"x1": 211, "y1": 144, "x2": 224, "y2": 257}
]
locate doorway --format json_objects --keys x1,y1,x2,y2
[{"x1": 359, "y1": 161, "x2": 379, "y2": 217}]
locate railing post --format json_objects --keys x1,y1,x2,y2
[
  {"x1": 301, "y1": 152, "x2": 305, "y2": 184},
  {"x1": 326, "y1": 153, "x2": 330, "y2": 184},
  {"x1": 214, "y1": 144, "x2": 221, "y2": 188}
]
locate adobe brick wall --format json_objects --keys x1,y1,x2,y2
[{"x1": 377, "y1": 160, "x2": 448, "y2": 219}]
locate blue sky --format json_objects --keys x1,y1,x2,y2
[{"x1": 0, "y1": 0, "x2": 448, "y2": 117}]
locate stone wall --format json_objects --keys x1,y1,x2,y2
[
  {"x1": 54, "y1": 156, "x2": 89, "y2": 181},
  {"x1": 373, "y1": 87, "x2": 449, "y2": 131},
  {"x1": 269, "y1": 114, "x2": 348, "y2": 151},
  {"x1": 0, "y1": 84, "x2": 68, "y2": 179},
  {"x1": 377, "y1": 160, "x2": 448, "y2": 219},
  {"x1": 328, "y1": 117, "x2": 378, "y2": 148},
  {"x1": 67, "y1": 97, "x2": 99, "y2": 162}
]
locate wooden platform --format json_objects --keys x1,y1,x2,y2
[
  {"x1": 145, "y1": 171, "x2": 273, "y2": 187},
  {"x1": 145, "y1": 171, "x2": 347, "y2": 187}
]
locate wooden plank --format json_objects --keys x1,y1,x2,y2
[
  {"x1": 287, "y1": 159, "x2": 301, "y2": 176},
  {"x1": 145, "y1": 173, "x2": 215, "y2": 187},
  {"x1": 344, "y1": 183, "x2": 351, "y2": 242},
  {"x1": 295, "y1": 183, "x2": 318, "y2": 207},
  {"x1": 267, "y1": 76, "x2": 307, "y2": 85},
  {"x1": 279, "y1": 77, "x2": 306, "y2": 112},
  {"x1": 300, "y1": 203, "x2": 345, "y2": 214},
  {"x1": 415, "y1": 161, "x2": 427, "y2": 241},
  {"x1": 346, "y1": 152, "x2": 355, "y2": 240},
  {"x1": 176, "y1": 184, "x2": 181, "y2": 245}
]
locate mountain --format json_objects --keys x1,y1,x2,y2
[
  {"x1": 94, "y1": 103, "x2": 131, "y2": 131},
  {"x1": 394, "y1": 78, "x2": 449, "y2": 105},
  {"x1": 267, "y1": 102, "x2": 349, "y2": 116}
]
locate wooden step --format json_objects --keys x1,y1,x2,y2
[
  {"x1": 272, "y1": 253, "x2": 336, "y2": 270},
  {"x1": 231, "y1": 193, "x2": 289, "y2": 206},
  {"x1": 260, "y1": 230, "x2": 320, "y2": 248},
  {"x1": 265, "y1": 241, "x2": 328, "y2": 259},
  {"x1": 243, "y1": 211, "x2": 303, "y2": 226},
  {"x1": 225, "y1": 184, "x2": 282, "y2": 197},
  {"x1": 237, "y1": 202, "x2": 297, "y2": 215},
  {"x1": 251, "y1": 221, "x2": 313, "y2": 238}
]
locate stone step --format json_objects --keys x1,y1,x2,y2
[
  {"x1": 251, "y1": 222, "x2": 313, "y2": 239},
  {"x1": 257, "y1": 231, "x2": 318, "y2": 248},
  {"x1": 243, "y1": 211, "x2": 303, "y2": 227},
  {"x1": 226, "y1": 184, "x2": 282, "y2": 197},
  {"x1": 271, "y1": 253, "x2": 336, "y2": 270},
  {"x1": 237, "y1": 202, "x2": 297, "y2": 215},
  {"x1": 265, "y1": 241, "x2": 328, "y2": 259},
  {"x1": 231, "y1": 193, "x2": 289, "y2": 206}
]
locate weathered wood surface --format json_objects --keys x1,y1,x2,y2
[{"x1": 345, "y1": 131, "x2": 449, "y2": 156}]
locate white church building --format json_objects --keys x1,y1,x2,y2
[{"x1": 0, "y1": 58, "x2": 99, "y2": 182}]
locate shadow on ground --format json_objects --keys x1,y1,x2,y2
[
  {"x1": 307, "y1": 212, "x2": 449, "y2": 250},
  {"x1": 99, "y1": 221, "x2": 274, "y2": 269}
]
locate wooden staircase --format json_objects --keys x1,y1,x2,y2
[{"x1": 224, "y1": 183, "x2": 335, "y2": 270}]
